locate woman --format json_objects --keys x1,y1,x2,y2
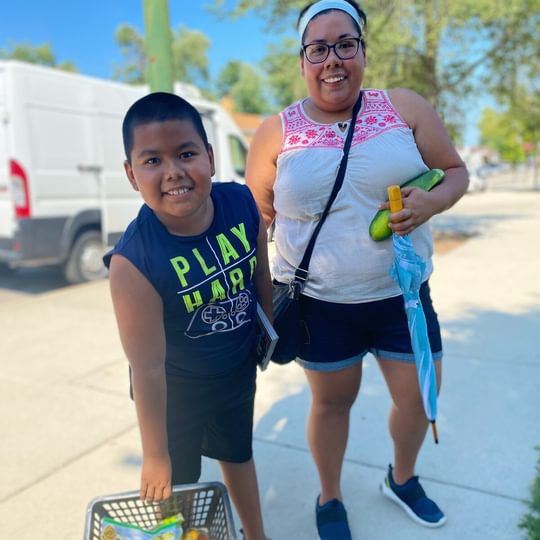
[{"x1": 246, "y1": 1, "x2": 469, "y2": 539}]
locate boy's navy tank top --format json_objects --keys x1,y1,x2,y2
[{"x1": 104, "y1": 182, "x2": 260, "y2": 377}]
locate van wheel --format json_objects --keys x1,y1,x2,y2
[{"x1": 63, "y1": 230, "x2": 108, "y2": 284}]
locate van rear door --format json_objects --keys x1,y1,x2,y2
[
  {"x1": 0, "y1": 69, "x2": 15, "y2": 248},
  {"x1": 95, "y1": 84, "x2": 145, "y2": 247}
]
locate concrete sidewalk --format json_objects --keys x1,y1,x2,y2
[{"x1": 1, "y1": 190, "x2": 539, "y2": 539}]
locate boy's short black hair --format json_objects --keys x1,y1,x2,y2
[{"x1": 122, "y1": 92, "x2": 209, "y2": 162}]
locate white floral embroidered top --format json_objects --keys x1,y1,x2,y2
[{"x1": 272, "y1": 89, "x2": 434, "y2": 303}]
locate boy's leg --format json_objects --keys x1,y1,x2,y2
[
  {"x1": 219, "y1": 458, "x2": 268, "y2": 540},
  {"x1": 203, "y1": 359, "x2": 265, "y2": 538}
]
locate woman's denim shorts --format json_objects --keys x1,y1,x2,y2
[{"x1": 296, "y1": 281, "x2": 442, "y2": 372}]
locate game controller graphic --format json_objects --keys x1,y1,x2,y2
[{"x1": 185, "y1": 291, "x2": 253, "y2": 338}]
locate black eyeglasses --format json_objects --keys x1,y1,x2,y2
[{"x1": 302, "y1": 37, "x2": 361, "y2": 64}]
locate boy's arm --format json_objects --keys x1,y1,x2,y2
[
  {"x1": 108, "y1": 254, "x2": 172, "y2": 502},
  {"x1": 252, "y1": 211, "x2": 273, "y2": 321}
]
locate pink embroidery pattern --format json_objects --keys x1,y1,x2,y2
[{"x1": 280, "y1": 89, "x2": 408, "y2": 153}]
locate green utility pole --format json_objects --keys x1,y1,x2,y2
[{"x1": 143, "y1": 0, "x2": 174, "y2": 92}]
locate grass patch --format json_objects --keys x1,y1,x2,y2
[{"x1": 520, "y1": 448, "x2": 540, "y2": 539}]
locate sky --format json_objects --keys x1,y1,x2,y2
[
  {"x1": 0, "y1": 1, "x2": 284, "y2": 80},
  {"x1": 1, "y1": 1, "x2": 481, "y2": 145}
]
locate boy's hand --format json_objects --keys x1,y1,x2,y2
[{"x1": 140, "y1": 453, "x2": 172, "y2": 502}]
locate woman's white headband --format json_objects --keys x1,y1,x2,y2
[{"x1": 298, "y1": 0, "x2": 362, "y2": 43}]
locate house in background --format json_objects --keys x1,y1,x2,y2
[{"x1": 220, "y1": 96, "x2": 264, "y2": 145}]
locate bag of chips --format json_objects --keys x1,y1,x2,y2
[{"x1": 100, "y1": 513, "x2": 183, "y2": 540}]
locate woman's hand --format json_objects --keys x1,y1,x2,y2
[
  {"x1": 382, "y1": 186, "x2": 439, "y2": 236},
  {"x1": 140, "y1": 452, "x2": 172, "y2": 502}
]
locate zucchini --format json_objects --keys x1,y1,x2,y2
[{"x1": 368, "y1": 168, "x2": 445, "y2": 241}]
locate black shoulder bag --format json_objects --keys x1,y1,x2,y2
[{"x1": 271, "y1": 91, "x2": 363, "y2": 364}]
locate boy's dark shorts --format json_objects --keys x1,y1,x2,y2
[
  {"x1": 166, "y1": 357, "x2": 257, "y2": 485},
  {"x1": 296, "y1": 281, "x2": 443, "y2": 371}
]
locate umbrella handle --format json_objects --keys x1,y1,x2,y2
[
  {"x1": 388, "y1": 185, "x2": 403, "y2": 213},
  {"x1": 431, "y1": 421, "x2": 439, "y2": 444}
]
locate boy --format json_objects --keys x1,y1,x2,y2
[{"x1": 104, "y1": 92, "x2": 272, "y2": 540}]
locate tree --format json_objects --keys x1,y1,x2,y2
[
  {"x1": 216, "y1": 61, "x2": 243, "y2": 97},
  {"x1": 0, "y1": 42, "x2": 77, "y2": 72},
  {"x1": 216, "y1": 61, "x2": 269, "y2": 113},
  {"x1": 114, "y1": 24, "x2": 211, "y2": 91},
  {"x1": 208, "y1": 0, "x2": 540, "y2": 144},
  {"x1": 114, "y1": 25, "x2": 146, "y2": 84},
  {"x1": 483, "y1": 0, "x2": 540, "y2": 183},
  {"x1": 261, "y1": 38, "x2": 306, "y2": 111},
  {"x1": 170, "y1": 25, "x2": 211, "y2": 90},
  {"x1": 478, "y1": 108, "x2": 526, "y2": 163}
]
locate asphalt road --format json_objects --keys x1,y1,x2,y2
[{"x1": 0, "y1": 265, "x2": 73, "y2": 302}]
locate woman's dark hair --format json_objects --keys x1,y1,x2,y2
[
  {"x1": 122, "y1": 92, "x2": 209, "y2": 162},
  {"x1": 297, "y1": 0, "x2": 367, "y2": 50}
]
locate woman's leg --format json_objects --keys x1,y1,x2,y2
[
  {"x1": 377, "y1": 358, "x2": 442, "y2": 484},
  {"x1": 219, "y1": 458, "x2": 268, "y2": 540},
  {"x1": 304, "y1": 364, "x2": 362, "y2": 504}
]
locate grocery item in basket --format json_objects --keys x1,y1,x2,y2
[
  {"x1": 100, "y1": 513, "x2": 184, "y2": 540},
  {"x1": 181, "y1": 528, "x2": 209, "y2": 540}
]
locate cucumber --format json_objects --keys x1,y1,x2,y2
[{"x1": 368, "y1": 169, "x2": 445, "y2": 241}]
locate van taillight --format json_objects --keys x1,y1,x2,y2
[{"x1": 9, "y1": 159, "x2": 31, "y2": 218}]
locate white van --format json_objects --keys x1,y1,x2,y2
[{"x1": 0, "y1": 60, "x2": 248, "y2": 283}]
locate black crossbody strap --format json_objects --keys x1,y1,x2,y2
[{"x1": 293, "y1": 91, "x2": 363, "y2": 285}]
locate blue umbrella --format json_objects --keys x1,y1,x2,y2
[{"x1": 387, "y1": 185, "x2": 439, "y2": 443}]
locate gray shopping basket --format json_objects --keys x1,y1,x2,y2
[{"x1": 83, "y1": 481, "x2": 237, "y2": 539}]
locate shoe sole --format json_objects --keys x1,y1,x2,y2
[{"x1": 380, "y1": 480, "x2": 447, "y2": 528}]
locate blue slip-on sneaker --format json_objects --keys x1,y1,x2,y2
[
  {"x1": 380, "y1": 464, "x2": 447, "y2": 528},
  {"x1": 315, "y1": 496, "x2": 352, "y2": 540}
]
